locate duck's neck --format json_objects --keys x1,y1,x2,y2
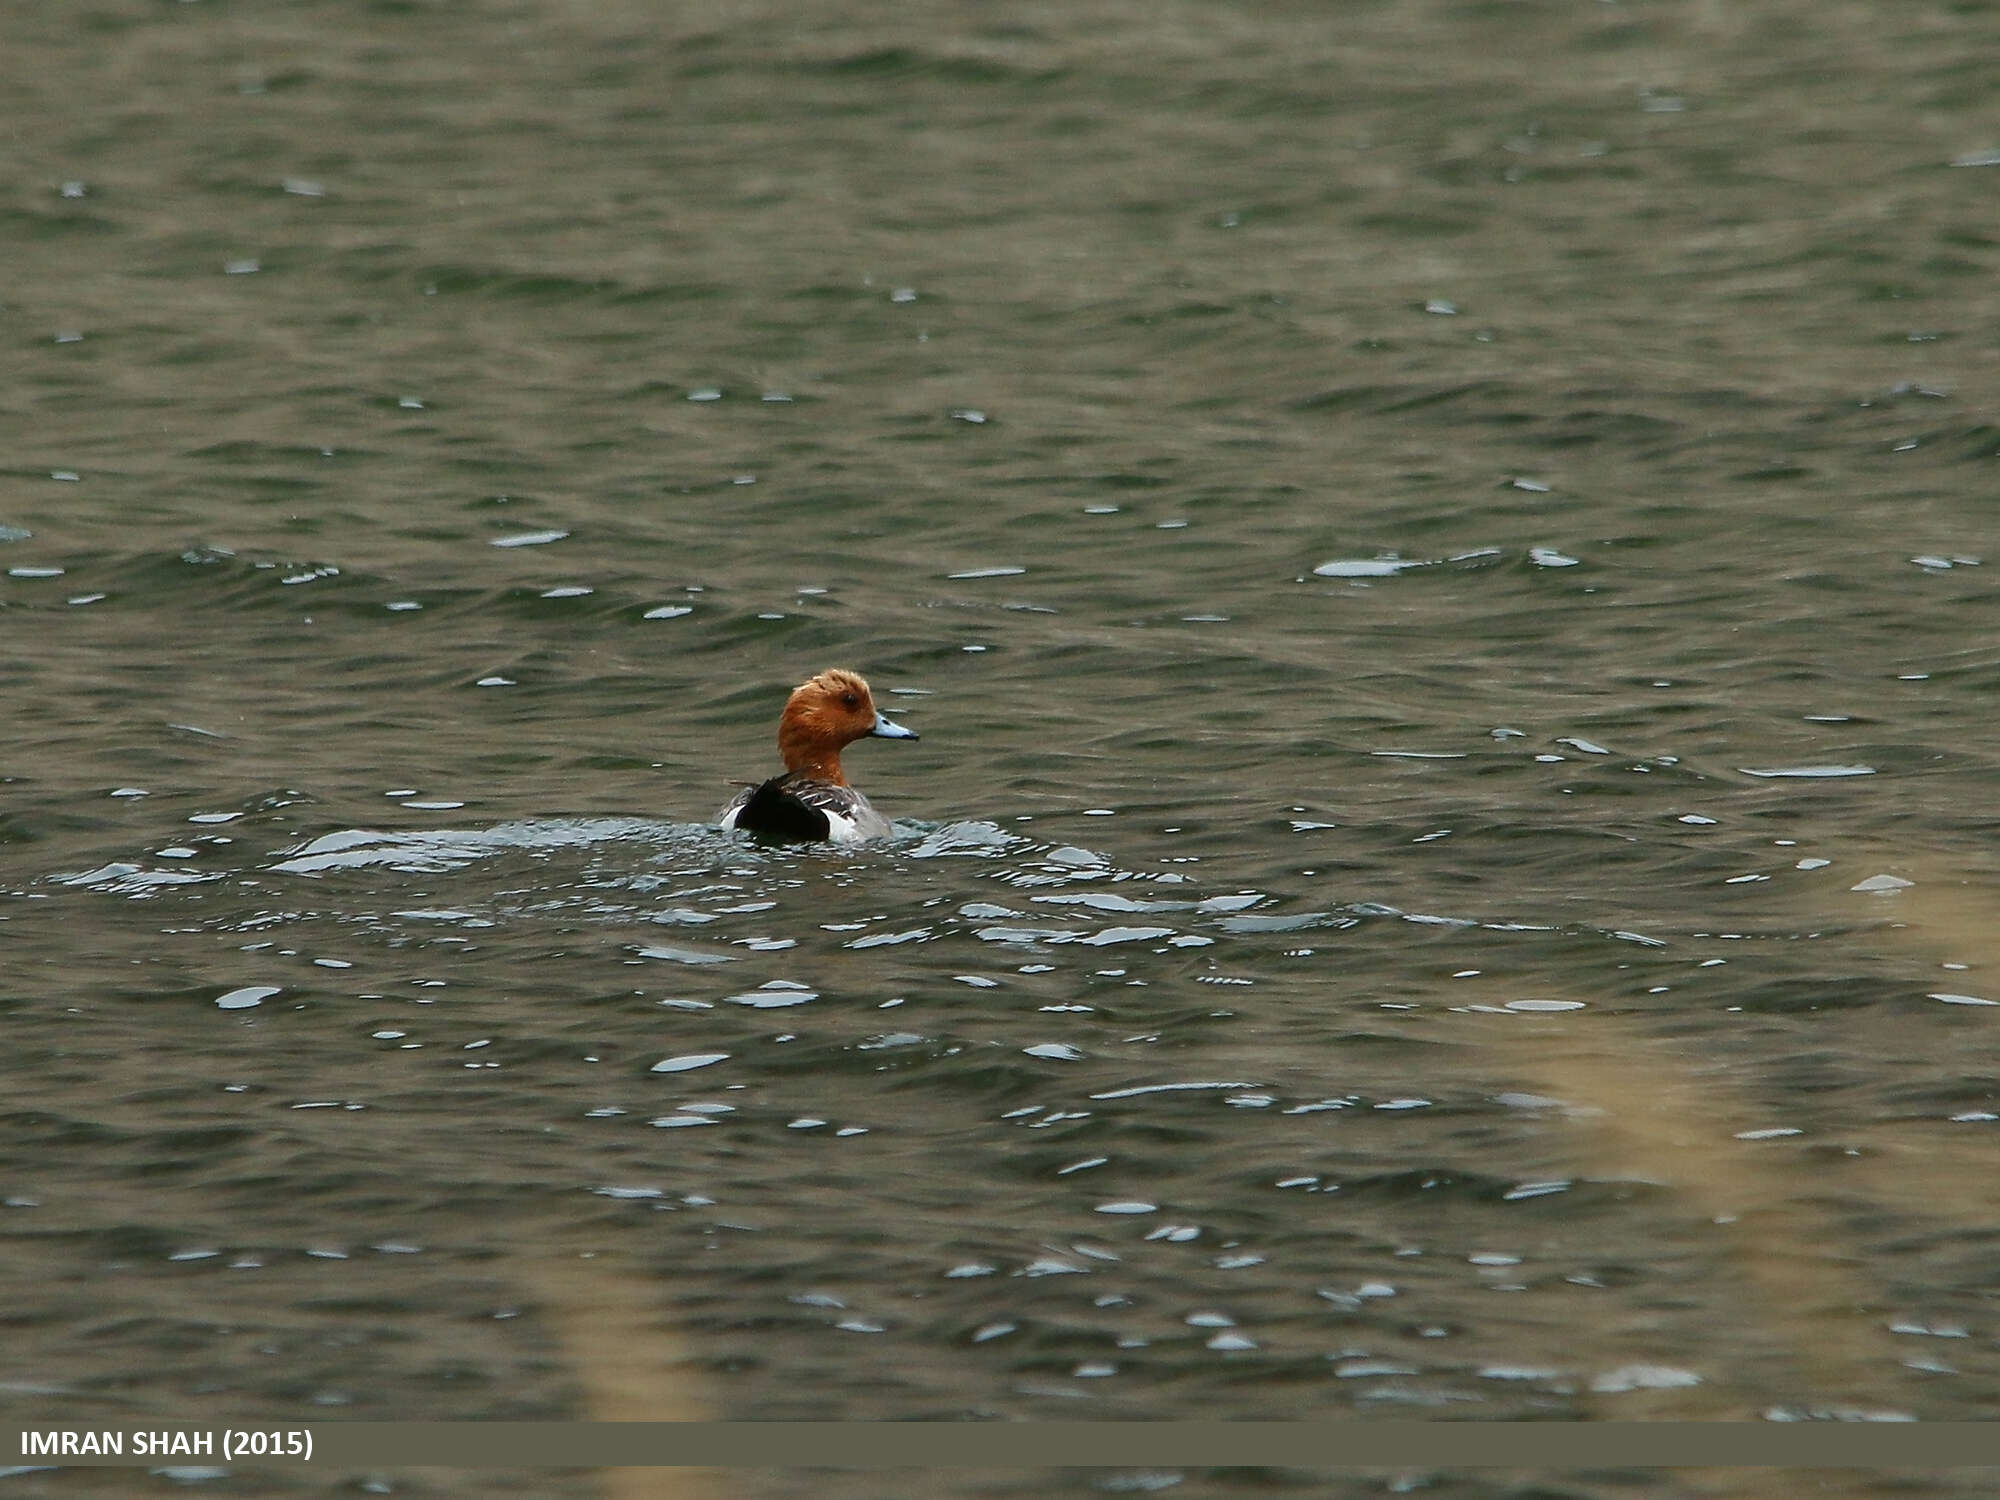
[
  {"x1": 787, "y1": 751, "x2": 846, "y2": 785},
  {"x1": 778, "y1": 722, "x2": 848, "y2": 784}
]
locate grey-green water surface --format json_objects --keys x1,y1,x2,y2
[{"x1": 4, "y1": 2, "x2": 1999, "y2": 1498}]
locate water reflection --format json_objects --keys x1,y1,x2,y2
[{"x1": 30, "y1": 785, "x2": 1996, "y2": 1456}]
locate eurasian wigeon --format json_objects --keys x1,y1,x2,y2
[{"x1": 718, "y1": 668, "x2": 919, "y2": 843}]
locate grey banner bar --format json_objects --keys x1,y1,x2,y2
[{"x1": 8, "y1": 1423, "x2": 2000, "y2": 1469}]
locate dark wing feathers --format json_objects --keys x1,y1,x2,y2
[{"x1": 733, "y1": 774, "x2": 846, "y2": 841}]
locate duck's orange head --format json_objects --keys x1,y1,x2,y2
[{"x1": 776, "y1": 668, "x2": 918, "y2": 783}]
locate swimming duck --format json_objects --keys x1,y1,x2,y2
[{"x1": 718, "y1": 668, "x2": 919, "y2": 843}]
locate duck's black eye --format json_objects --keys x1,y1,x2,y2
[{"x1": 841, "y1": 692, "x2": 860, "y2": 709}]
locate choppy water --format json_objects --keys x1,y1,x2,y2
[{"x1": 5, "y1": 2, "x2": 2000, "y2": 1498}]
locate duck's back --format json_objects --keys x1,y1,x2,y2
[{"x1": 719, "y1": 774, "x2": 892, "y2": 844}]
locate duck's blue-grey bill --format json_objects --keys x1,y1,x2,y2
[{"x1": 870, "y1": 713, "x2": 919, "y2": 740}]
